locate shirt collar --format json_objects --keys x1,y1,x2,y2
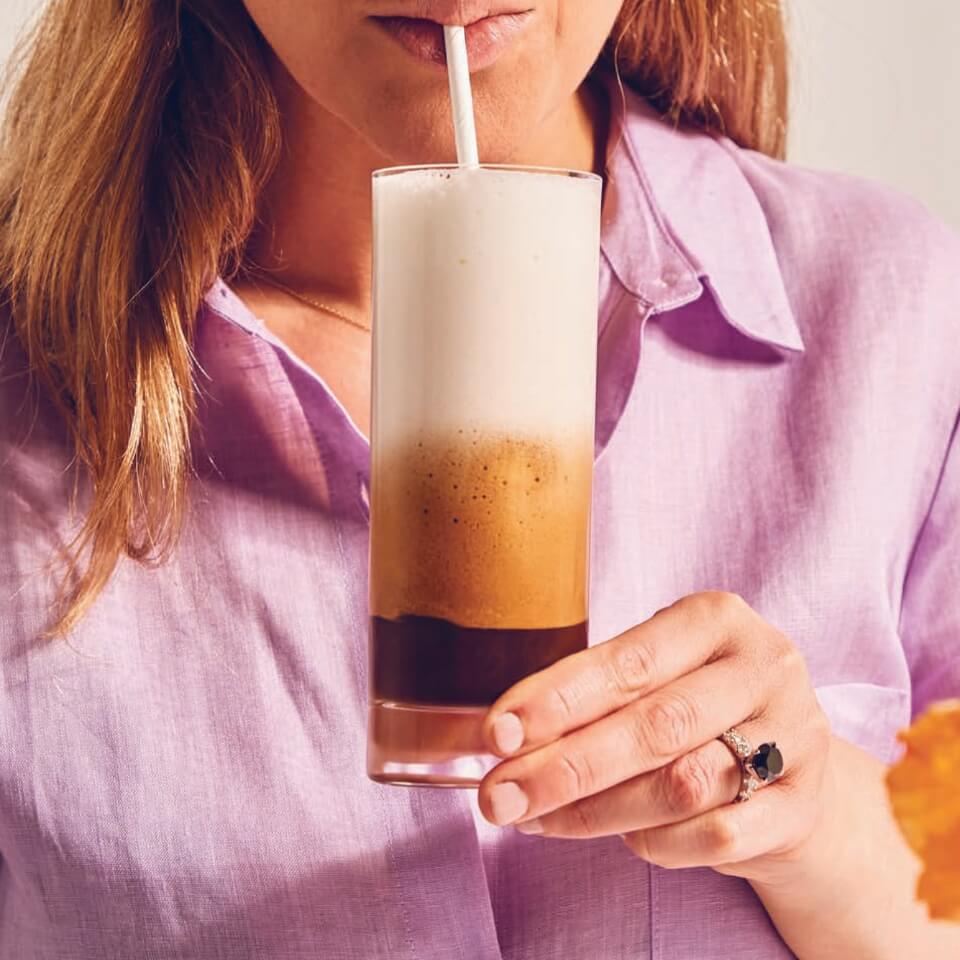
[
  {"x1": 600, "y1": 75, "x2": 805, "y2": 354},
  {"x1": 205, "y1": 77, "x2": 806, "y2": 361}
]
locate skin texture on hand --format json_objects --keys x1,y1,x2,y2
[
  {"x1": 477, "y1": 592, "x2": 960, "y2": 959},
  {"x1": 477, "y1": 592, "x2": 830, "y2": 878}
]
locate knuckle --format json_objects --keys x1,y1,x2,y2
[
  {"x1": 544, "y1": 682, "x2": 580, "y2": 728},
  {"x1": 695, "y1": 590, "x2": 746, "y2": 620},
  {"x1": 640, "y1": 692, "x2": 700, "y2": 759},
  {"x1": 664, "y1": 752, "x2": 714, "y2": 817},
  {"x1": 779, "y1": 643, "x2": 807, "y2": 677},
  {"x1": 812, "y1": 705, "x2": 832, "y2": 740},
  {"x1": 606, "y1": 638, "x2": 657, "y2": 696},
  {"x1": 758, "y1": 642, "x2": 787, "y2": 678},
  {"x1": 761, "y1": 643, "x2": 808, "y2": 704},
  {"x1": 802, "y1": 703, "x2": 832, "y2": 750},
  {"x1": 704, "y1": 815, "x2": 741, "y2": 859},
  {"x1": 557, "y1": 749, "x2": 596, "y2": 799},
  {"x1": 773, "y1": 627, "x2": 796, "y2": 653},
  {"x1": 716, "y1": 591, "x2": 747, "y2": 621}
]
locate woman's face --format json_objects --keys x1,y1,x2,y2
[{"x1": 241, "y1": 0, "x2": 624, "y2": 163}]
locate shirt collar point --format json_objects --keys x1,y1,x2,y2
[
  {"x1": 700, "y1": 275, "x2": 807, "y2": 355},
  {"x1": 601, "y1": 72, "x2": 805, "y2": 358}
]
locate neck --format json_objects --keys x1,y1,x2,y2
[{"x1": 244, "y1": 59, "x2": 607, "y2": 318}]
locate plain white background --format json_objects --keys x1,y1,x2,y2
[{"x1": 1, "y1": 0, "x2": 958, "y2": 229}]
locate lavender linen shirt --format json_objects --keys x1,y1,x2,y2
[{"x1": 2, "y1": 86, "x2": 960, "y2": 960}]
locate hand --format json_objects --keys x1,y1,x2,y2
[{"x1": 477, "y1": 592, "x2": 833, "y2": 885}]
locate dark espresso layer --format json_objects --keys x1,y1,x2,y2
[{"x1": 372, "y1": 615, "x2": 587, "y2": 706}]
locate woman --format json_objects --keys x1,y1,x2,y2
[{"x1": 0, "y1": 1, "x2": 957, "y2": 957}]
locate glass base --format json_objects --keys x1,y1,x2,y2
[{"x1": 367, "y1": 701, "x2": 498, "y2": 787}]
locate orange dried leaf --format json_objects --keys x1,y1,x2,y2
[{"x1": 887, "y1": 699, "x2": 960, "y2": 922}]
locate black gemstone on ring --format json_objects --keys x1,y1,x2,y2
[{"x1": 749, "y1": 742, "x2": 783, "y2": 781}]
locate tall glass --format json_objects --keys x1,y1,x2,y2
[{"x1": 367, "y1": 164, "x2": 601, "y2": 787}]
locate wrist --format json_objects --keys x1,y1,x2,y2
[
  {"x1": 749, "y1": 735, "x2": 853, "y2": 904},
  {"x1": 748, "y1": 737, "x2": 942, "y2": 960},
  {"x1": 748, "y1": 738, "x2": 883, "y2": 958}
]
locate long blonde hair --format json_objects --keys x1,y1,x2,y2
[{"x1": 0, "y1": 0, "x2": 787, "y2": 634}]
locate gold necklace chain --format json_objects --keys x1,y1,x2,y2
[{"x1": 247, "y1": 270, "x2": 371, "y2": 333}]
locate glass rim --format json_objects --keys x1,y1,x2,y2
[{"x1": 372, "y1": 162, "x2": 601, "y2": 182}]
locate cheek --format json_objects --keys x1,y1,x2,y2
[{"x1": 241, "y1": 1, "x2": 348, "y2": 97}]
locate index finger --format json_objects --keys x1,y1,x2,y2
[{"x1": 482, "y1": 592, "x2": 744, "y2": 758}]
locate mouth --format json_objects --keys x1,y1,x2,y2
[{"x1": 370, "y1": 6, "x2": 535, "y2": 72}]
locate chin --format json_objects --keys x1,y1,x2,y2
[
  {"x1": 357, "y1": 89, "x2": 536, "y2": 167},
  {"x1": 372, "y1": 129, "x2": 529, "y2": 167}
]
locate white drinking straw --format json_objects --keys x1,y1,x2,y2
[{"x1": 443, "y1": 25, "x2": 480, "y2": 167}]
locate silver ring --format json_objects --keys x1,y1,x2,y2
[{"x1": 718, "y1": 730, "x2": 784, "y2": 803}]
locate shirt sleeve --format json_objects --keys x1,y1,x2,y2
[{"x1": 899, "y1": 410, "x2": 960, "y2": 718}]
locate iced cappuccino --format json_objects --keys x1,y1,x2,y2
[{"x1": 368, "y1": 165, "x2": 601, "y2": 786}]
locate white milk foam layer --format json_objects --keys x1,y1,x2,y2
[{"x1": 372, "y1": 167, "x2": 601, "y2": 446}]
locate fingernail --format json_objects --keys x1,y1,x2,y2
[
  {"x1": 515, "y1": 818, "x2": 543, "y2": 835},
  {"x1": 489, "y1": 781, "x2": 529, "y2": 825},
  {"x1": 492, "y1": 712, "x2": 525, "y2": 755}
]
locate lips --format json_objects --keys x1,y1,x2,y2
[
  {"x1": 371, "y1": 1, "x2": 533, "y2": 27},
  {"x1": 371, "y1": 6, "x2": 534, "y2": 71}
]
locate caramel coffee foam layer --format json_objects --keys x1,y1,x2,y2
[{"x1": 370, "y1": 431, "x2": 592, "y2": 629}]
